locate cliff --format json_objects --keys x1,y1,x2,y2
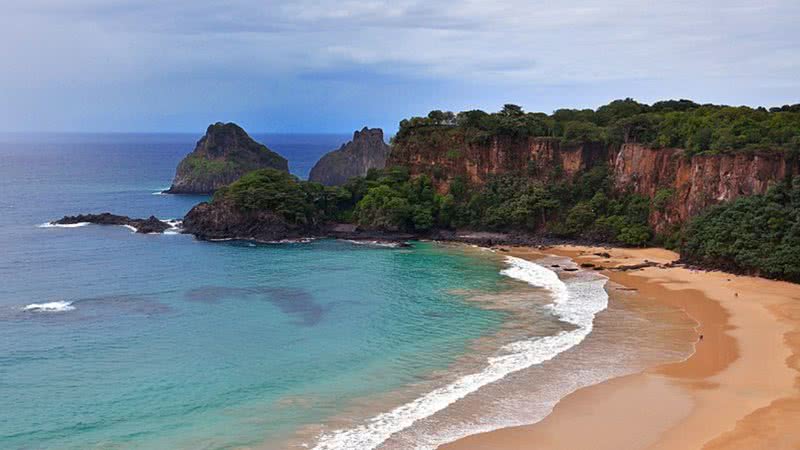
[
  {"x1": 389, "y1": 135, "x2": 607, "y2": 192},
  {"x1": 308, "y1": 127, "x2": 391, "y2": 185},
  {"x1": 389, "y1": 136, "x2": 799, "y2": 233},
  {"x1": 611, "y1": 144, "x2": 798, "y2": 232},
  {"x1": 165, "y1": 123, "x2": 288, "y2": 194}
]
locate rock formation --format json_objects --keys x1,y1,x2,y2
[
  {"x1": 165, "y1": 122, "x2": 288, "y2": 194},
  {"x1": 182, "y1": 198, "x2": 304, "y2": 241},
  {"x1": 308, "y1": 127, "x2": 390, "y2": 185},
  {"x1": 53, "y1": 213, "x2": 172, "y2": 234}
]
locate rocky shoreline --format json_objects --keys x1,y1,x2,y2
[
  {"x1": 51, "y1": 210, "x2": 614, "y2": 247},
  {"x1": 51, "y1": 211, "x2": 729, "y2": 278}
]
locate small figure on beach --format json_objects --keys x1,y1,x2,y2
[{"x1": 699, "y1": 334, "x2": 704, "y2": 341}]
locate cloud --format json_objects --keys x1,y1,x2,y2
[{"x1": 0, "y1": 0, "x2": 798, "y2": 131}]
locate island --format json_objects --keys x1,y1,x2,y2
[{"x1": 164, "y1": 122, "x2": 288, "y2": 194}]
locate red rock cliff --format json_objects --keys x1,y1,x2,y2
[
  {"x1": 611, "y1": 144, "x2": 798, "y2": 232},
  {"x1": 389, "y1": 137, "x2": 797, "y2": 232},
  {"x1": 389, "y1": 135, "x2": 607, "y2": 193}
]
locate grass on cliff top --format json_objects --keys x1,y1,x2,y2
[{"x1": 393, "y1": 100, "x2": 800, "y2": 156}]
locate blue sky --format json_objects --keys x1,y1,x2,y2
[{"x1": 1, "y1": 0, "x2": 798, "y2": 133}]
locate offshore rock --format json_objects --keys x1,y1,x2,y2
[
  {"x1": 165, "y1": 122, "x2": 288, "y2": 194},
  {"x1": 53, "y1": 213, "x2": 171, "y2": 234},
  {"x1": 308, "y1": 128, "x2": 391, "y2": 185}
]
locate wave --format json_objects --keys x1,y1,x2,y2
[
  {"x1": 152, "y1": 187, "x2": 171, "y2": 195},
  {"x1": 38, "y1": 222, "x2": 89, "y2": 228},
  {"x1": 163, "y1": 219, "x2": 183, "y2": 235},
  {"x1": 342, "y1": 239, "x2": 403, "y2": 248},
  {"x1": 312, "y1": 256, "x2": 608, "y2": 450},
  {"x1": 23, "y1": 301, "x2": 75, "y2": 312}
]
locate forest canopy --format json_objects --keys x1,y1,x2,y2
[{"x1": 394, "y1": 99, "x2": 800, "y2": 156}]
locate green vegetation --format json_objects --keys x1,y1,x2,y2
[
  {"x1": 213, "y1": 165, "x2": 656, "y2": 245},
  {"x1": 181, "y1": 154, "x2": 235, "y2": 179},
  {"x1": 215, "y1": 169, "x2": 349, "y2": 226},
  {"x1": 394, "y1": 99, "x2": 800, "y2": 156},
  {"x1": 681, "y1": 178, "x2": 800, "y2": 282}
]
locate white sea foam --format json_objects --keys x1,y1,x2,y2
[
  {"x1": 343, "y1": 239, "x2": 403, "y2": 248},
  {"x1": 23, "y1": 300, "x2": 75, "y2": 312},
  {"x1": 312, "y1": 256, "x2": 608, "y2": 450},
  {"x1": 152, "y1": 187, "x2": 171, "y2": 195},
  {"x1": 122, "y1": 225, "x2": 138, "y2": 233},
  {"x1": 163, "y1": 219, "x2": 183, "y2": 235},
  {"x1": 38, "y1": 222, "x2": 89, "y2": 228}
]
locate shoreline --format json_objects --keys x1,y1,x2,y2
[{"x1": 441, "y1": 245, "x2": 800, "y2": 450}]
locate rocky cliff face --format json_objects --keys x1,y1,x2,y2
[
  {"x1": 166, "y1": 123, "x2": 288, "y2": 194},
  {"x1": 389, "y1": 135, "x2": 607, "y2": 193},
  {"x1": 308, "y1": 128, "x2": 390, "y2": 185},
  {"x1": 390, "y1": 136, "x2": 798, "y2": 232},
  {"x1": 611, "y1": 144, "x2": 798, "y2": 232}
]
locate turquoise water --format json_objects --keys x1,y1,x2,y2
[{"x1": 0, "y1": 134, "x2": 510, "y2": 449}]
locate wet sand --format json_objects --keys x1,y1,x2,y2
[{"x1": 441, "y1": 246, "x2": 800, "y2": 450}]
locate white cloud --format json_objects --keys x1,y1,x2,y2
[{"x1": 0, "y1": 0, "x2": 798, "y2": 131}]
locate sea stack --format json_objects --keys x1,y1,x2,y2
[
  {"x1": 308, "y1": 127, "x2": 391, "y2": 186},
  {"x1": 165, "y1": 122, "x2": 288, "y2": 194}
]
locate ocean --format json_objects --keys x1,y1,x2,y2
[{"x1": 0, "y1": 133, "x2": 694, "y2": 449}]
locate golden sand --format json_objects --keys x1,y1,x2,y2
[{"x1": 441, "y1": 246, "x2": 800, "y2": 450}]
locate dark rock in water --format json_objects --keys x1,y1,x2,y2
[
  {"x1": 308, "y1": 128, "x2": 391, "y2": 186},
  {"x1": 594, "y1": 252, "x2": 612, "y2": 258},
  {"x1": 551, "y1": 264, "x2": 561, "y2": 268},
  {"x1": 563, "y1": 268, "x2": 579, "y2": 272},
  {"x1": 165, "y1": 122, "x2": 288, "y2": 194},
  {"x1": 580, "y1": 262, "x2": 595, "y2": 268},
  {"x1": 182, "y1": 199, "x2": 304, "y2": 241},
  {"x1": 53, "y1": 213, "x2": 171, "y2": 234}
]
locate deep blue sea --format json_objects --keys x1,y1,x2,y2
[{"x1": 0, "y1": 133, "x2": 690, "y2": 450}]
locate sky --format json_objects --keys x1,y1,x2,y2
[{"x1": 1, "y1": 0, "x2": 798, "y2": 133}]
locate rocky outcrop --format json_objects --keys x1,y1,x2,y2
[
  {"x1": 308, "y1": 128, "x2": 390, "y2": 185},
  {"x1": 390, "y1": 136, "x2": 799, "y2": 232},
  {"x1": 610, "y1": 144, "x2": 799, "y2": 232},
  {"x1": 181, "y1": 199, "x2": 415, "y2": 244},
  {"x1": 165, "y1": 123, "x2": 288, "y2": 194},
  {"x1": 53, "y1": 213, "x2": 172, "y2": 233},
  {"x1": 182, "y1": 199, "x2": 307, "y2": 241}
]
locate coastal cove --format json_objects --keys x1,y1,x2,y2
[
  {"x1": 1, "y1": 133, "x2": 691, "y2": 450},
  {"x1": 4, "y1": 120, "x2": 800, "y2": 450},
  {"x1": 5, "y1": 0, "x2": 800, "y2": 448}
]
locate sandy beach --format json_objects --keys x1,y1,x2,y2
[{"x1": 441, "y1": 245, "x2": 800, "y2": 450}]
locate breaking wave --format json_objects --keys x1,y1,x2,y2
[
  {"x1": 22, "y1": 301, "x2": 76, "y2": 313},
  {"x1": 312, "y1": 256, "x2": 608, "y2": 450}
]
